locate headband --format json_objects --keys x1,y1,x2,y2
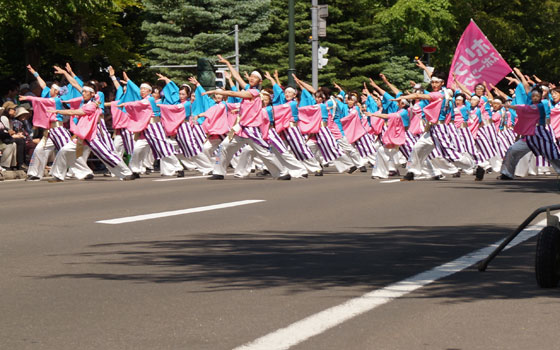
[
  {"x1": 51, "y1": 84, "x2": 60, "y2": 91},
  {"x1": 455, "y1": 96, "x2": 464, "y2": 101},
  {"x1": 250, "y1": 71, "x2": 262, "y2": 80},
  {"x1": 493, "y1": 99, "x2": 503, "y2": 104},
  {"x1": 285, "y1": 87, "x2": 297, "y2": 95},
  {"x1": 140, "y1": 83, "x2": 152, "y2": 91},
  {"x1": 82, "y1": 86, "x2": 95, "y2": 93},
  {"x1": 431, "y1": 77, "x2": 444, "y2": 83}
]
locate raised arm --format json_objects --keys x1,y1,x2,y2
[
  {"x1": 482, "y1": 82, "x2": 494, "y2": 100},
  {"x1": 416, "y1": 59, "x2": 432, "y2": 79},
  {"x1": 273, "y1": 70, "x2": 282, "y2": 87},
  {"x1": 362, "y1": 83, "x2": 371, "y2": 96},
  {"x1": 292, "y1": 74, "x2": 316, "y2": 94},
  {"x1": 452, "y1": 73, "x2": 472, "y2": 95},
  {"x1": 108, "y1": 66, "x2": 121, "y2": 91},
  {"x1": 54, "y1": 65, "x2": 82, "y2": 93},
  {"x1": 156, "y1": 73, "x2": 172, "y2": 85},
  {"x1": 224, "y1": 70, "x2": 236, "y2": 89},
  {"x1": 513, "y1": 67, "x2": 530, "y2": 94},
  {"x1": 264, "y1": 71, "x2": 277, "y2": 87},
  {"x1": 380, "y1": 73, "x2": 400, "y2": 96},
  {"x1": 488, "y1": 83, "x2": 509, "y2": 100},
  {"x1": 27, "y1": 65, "x2": 46, "y2": 90},
  {"x1": 217, "y1": 54, "x2": 246, "y2": 87},
  {"x1": 368, "y1": 77, "x2": 386, "y2": 96}
]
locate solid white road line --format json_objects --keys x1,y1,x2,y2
[
  {"x1": 232, "y1": 218, "x2": 548, "y2": 350},
  {"x1": 380, "y1": 179, "x2": 401, "y2": 183},
  {"x1": 96, "y1": 199, "x2": 265, "y2": 224}
]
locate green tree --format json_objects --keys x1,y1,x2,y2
[
  {"x1": 375, "y1": 0, "x2": 457, "y2": 70},
  {"x1": 141, "y1": 0, "x2": 271, "y2": 81},
  {"x1": 250, "y1": 0, "x2": 393, "y2": 92},
  {"x1": 0, "y1": 0, "x2": 143, "y2": 82}
]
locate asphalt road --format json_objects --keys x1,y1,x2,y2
[{"x1": 1, "y1": 169, "x2": 560, "y2": 350}]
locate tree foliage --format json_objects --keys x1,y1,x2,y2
[
  {"x1": 2, "y1": 0, "x2": 560, "y2": 90},
  {"x1": 141, "y1": 0, "x2": 271, "y2": 81}
]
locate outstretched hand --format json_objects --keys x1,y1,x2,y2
[
  {"x1": 65, "y1": 62, "x2": 74, "y2": 75},
  {"x1": 26, "y1": 64, "x2": 36, "y2": 75},
  {"x1": 188, "y1": 76, "x2": 199, "y2": 86},
  {"x1": 53, "y1": 65, "x2": 66, "y2": 75},
  {"x1": 217, "y1": 54, "x2": 229, "y2": 65}
]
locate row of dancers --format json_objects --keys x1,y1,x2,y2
[{"x1": 18, "y1": 56, "x2": 560, "y2": 183}]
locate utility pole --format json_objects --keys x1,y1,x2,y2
[
  {"x1": 235, "y1": 24, "x2": 240, "y2": 89},
  {"x1": 311, "y1": 0, "x2": 318, "y2": 89},
  {"x1": 288, "y1": 0, "x2": 296, "y2": 87},
  {"x1": 311, "y1": 2, "x2": 328, "y2": 89}
]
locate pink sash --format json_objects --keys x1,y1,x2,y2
[
  {"x1": 513, "y1": 105, "x2": 540, "y2": 136},
  {"x1": 369, "y1": 114, "x2": 385, "y2": 135},
  {"x1": 202, "y1": 104, "x2": 230, "y2": 135},
  {"x1": 159, "y1": 104, "x2": 187, "y2": 136},
  {"x1": 110, "y1": 101, "x2": 129, "y2": 130},
  {"x1": 382, "y1": 113, "x2": 406, "y2": 147},
  {"x1": 297, "y1": 105, "x2": 322, "y2": 134},
  {"x1": 550, "y1": 106, "x2": 560, "y2": 138},
  {"x1": 273, "y1": 103, "x2": 293, "y2": 133},
  {"x1": 341, "y1": 109, "x2": 366, "y2": 144},
  {"x1": 73, "y1": 102, "x2": 100, "y2": 141},
  {"x1": 423, "y1": 98, "x2": 443, "y2": 124},
  {"x1": 26, "y1": 96, "x2": 54, "y2": 129},
  {"x1": 124, "y1": 100, "x2": 152, "y2": 133}
]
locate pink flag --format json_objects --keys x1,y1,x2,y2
[
  {"x1": 273, "y1": 103, "x2": 293, "y2": 133},
  {"x1": 159, "y1": 104, "x2": 187, "y2": 136},
  {"x1": 447, "y1": 20, "x2": 512, "y2": 91},
  {"x1": 124, "y1": 100, "x2": 152, "y2": 133},
  {"x1": 297, "y1": 105, "x2": 322, "y2": 134},
  {"x1": 382, "y1": 113, "x2": 406, "y2": 147},
  {"x1": 423, "y1": 98, "x2": 443, "y2": 124},
  {"x1": 25, "y1": 96, "x2": 55, "y2": 129},
  {"x1": 110, "y1": 101, "x2": 129, "y2": 130},
  {"x1": 202, "y1": 104, "x2": 229, "y2": 135},
  {"x1": 341, "y1": 109, "x2": 366, "y2": 144}
]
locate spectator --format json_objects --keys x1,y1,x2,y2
[
  {"x1": 0, "y1": 106, "x2": 17, "y2": 173},
  {"x1": 1, "y1": 102, "x2": 26, "y2": 170}
]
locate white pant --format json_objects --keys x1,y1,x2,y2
[
  {"x1": 52, "y1": 140, "x2": 131, "y2": 180},
  {"x1": 213, "y1": 135, "x2": 287, "y2": 177},
  {"x1": 27, "y1": 137, "x2": 92, "y2": 179},
  {"x1": 337, "y1": 137, "x2": 362, "y2": 167},
  {"x1": 371, "y1": 146, "x2": 398, "y2": 178},
  {"x1": 170, "y1": 138, "x2": 213, "y2": 175},
  {"x1": 235, "y1": 146, "x2": 307, "y2": 178},
  {"x1": 408, "y1": 132, "x2": 475, "y2": 176}
]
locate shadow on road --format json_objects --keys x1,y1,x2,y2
[
  {"x1": 446, "y1": 177, "x2": 560, "y2": 194},
  {"x1": 40, "y1": 223, "x2": 559, "y2": 299}
]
